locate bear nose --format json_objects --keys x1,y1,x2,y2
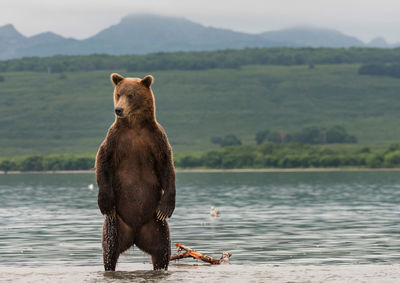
[{"x1": 115, "y1": 108, "x2": 123, "y2": 117}]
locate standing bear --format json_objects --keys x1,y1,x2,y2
[{"x1": 95, "y1": 73, "x2": 176, "y2": 271}]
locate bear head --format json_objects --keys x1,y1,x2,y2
[{"x1": 110, "y1": 73, "x2": 155, "y2": 122}]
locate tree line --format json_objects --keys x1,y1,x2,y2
[
  {"x1": 2, "y1": 47, "x2": 400, "y2": 73},
  {"x1": 211, "y1": 126, "x2": 357, "y2": 148},
  {"x1": 2, "y1": 143, "x2": 400, "y2": 172},
  {"x1": 175, "y1": 143, "x2": 400, "y2": 169},
  {"x1": 255, "y1": 126, "x2": 357, "y2": 145},
  {"x1": 0, "y1": 155, "x2": 93, "y2": 172}
]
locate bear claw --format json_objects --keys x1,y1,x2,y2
[{"x1": 156, "y1": 210, "x2": 168, "y2": 221}]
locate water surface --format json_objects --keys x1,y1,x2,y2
[{"x1": 0, "y1": 172, "x2": 399, "y2": 281}]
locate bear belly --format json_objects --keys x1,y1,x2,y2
[{"x1": 114, "y1": 159, "x2": 161, "y2": 228}]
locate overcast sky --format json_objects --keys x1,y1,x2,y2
[{"x1": 1, "y1": 0, "x2": 400, "y2": 43}]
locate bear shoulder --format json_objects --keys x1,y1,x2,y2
[{"x1": 143, "y1": 123, "x2": 173, "y2": 159}]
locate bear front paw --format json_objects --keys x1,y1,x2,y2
[{"x1": 156, "y1": 201, "x2": 175, "y2": 221}]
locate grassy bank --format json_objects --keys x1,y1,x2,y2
[
  {"x1": 2, "y1": 63, "x2": 400, "y2": 156},
  {"x1": 2, "y1": 48, "x2": 400, "y2": 156}
]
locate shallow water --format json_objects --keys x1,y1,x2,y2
[
  {"x1": 1, "y1": 264, "x2": 400, "y2": 283},
  {"x1": 0, "y1": 172, "x2": 399, "y2": 281}
]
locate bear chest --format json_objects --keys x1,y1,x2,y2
[{"x1": 114, "y1": 131, "x2": 157, "y2": 178}]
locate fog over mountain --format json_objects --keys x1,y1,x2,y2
[{"x1": 0, "y1": 14, "x2": 397, "y2": 60}]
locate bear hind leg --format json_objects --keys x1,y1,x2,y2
[
  {"x1": 135, "y1": 219, "x2": 171, "y2": 270},
  {"x1": 102, "y1": 214, "x2": 119, "y2": 271},
  {"x1": 102, "y1": 214, "x2": 135, "y2": 271}
]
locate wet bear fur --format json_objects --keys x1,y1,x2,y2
[{"x1": 95, "y1": 73, "x2": 176, "y2": 271}]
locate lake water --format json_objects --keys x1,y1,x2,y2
[{"x1": 0, "y1": 171, "x2": 399, "y2": 282}]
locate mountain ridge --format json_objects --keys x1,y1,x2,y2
[
  {"x1": 0, "y1": 14, "x2": 397, "y2": 60},
  {"x1": 260, "y1": 26, "x2": 364, "y2": 48}
]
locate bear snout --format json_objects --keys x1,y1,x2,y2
[{"x1": 115, "y1": 108, "x2": 124, "y2": 117}]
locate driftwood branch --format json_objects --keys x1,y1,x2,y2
[{"x1": 170, "y1": 243, "x2": 232, "y2": 264}]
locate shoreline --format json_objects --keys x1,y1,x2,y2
[{"x1": 1, "y1": 168, "x2": 400, "y2": 174}]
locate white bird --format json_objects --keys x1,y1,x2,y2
[
  {"x1": 88, "y1": 184, "x2": 94, "y2": 190},
  {"x1": 210, "y1": 206, "x2": 220, "y2": 217}
]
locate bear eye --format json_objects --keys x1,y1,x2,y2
[
  {"x1": 116, "y1": 93, "x2": 121, "y2": 99},
  {"x1": 127, "y1": 94, "x2": 134, "y2": 99}
]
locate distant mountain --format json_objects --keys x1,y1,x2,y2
[
  {"x1": 0, "y1": 24, "x2": 26, "y2": 59},
  {"x1": 260, "y1": 27, "x2": 364, "y2": 48},
  {"x1": 79, "y1": 14, "x2": 284, "y2": 54},
  {"x1": 16, "y1": 33, "x2": 78, "y2": 58},
  {"x1": 0, "y1": 14, "x2": 395, "y2": 60},
  {"x1": 0, "y1": 24, "x2": 24, "y2": 42},
  {"x1": 367, "y1": 37, "x2": 389, "y2": 48},
  {"x1": 0, "y1": 15, "x2": 286, "y2": 60},
  {"x1": 0, "y1": 24, "x2": 78, "y2": 59},
  {"x1": 365, "y1": 37, "x2": 400, "y2": 48}
]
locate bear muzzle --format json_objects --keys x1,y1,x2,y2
[{"x1": 115, "y1": 108, "x2": 124, "y2": 117}]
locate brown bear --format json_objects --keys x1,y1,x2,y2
[{"x1": 95, "y1": 73, "x2": 176, "y2": 271}]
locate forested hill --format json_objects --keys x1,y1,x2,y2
[{"x1": 1, "y1": 48, "x2": 400, "y2": 156}]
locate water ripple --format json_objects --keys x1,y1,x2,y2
[{"x1": 0, "y1": 171, "x2": 399, "y2": 267}]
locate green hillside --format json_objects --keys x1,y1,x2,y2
[{"x1": 1, "y1": 62, "x2": 400, "y2": 156}]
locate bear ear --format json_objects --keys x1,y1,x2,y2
[
  {"x1": 110, "y1": 73, "x2": 125, "y2": 86},
  {"x1": 141, "y1": 75, "x2": 153, "y2": 88}
]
